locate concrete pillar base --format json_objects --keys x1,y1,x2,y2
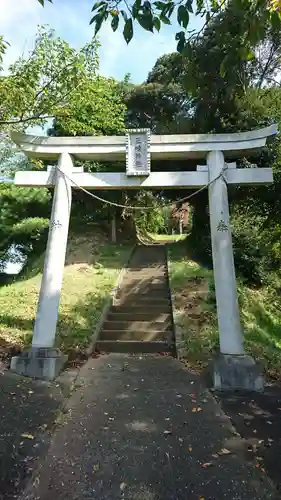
[
  {"x1": 10, "y1": 348, "x2": 68, "y2": 381},
  {"x1": 213, "y1": 354, "x2": 264, "y2": 391}
]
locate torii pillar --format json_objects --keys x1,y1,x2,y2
[
  {"x1": 207, "y1": 152, "x2": 263, "y2": 390},
  {"x1": 9, "y1": 126, "x2": 277, "y2": 388}
]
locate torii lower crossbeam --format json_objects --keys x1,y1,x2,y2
[{"x1": 15, "y1": 167, "x2": 273, "y2": 189}]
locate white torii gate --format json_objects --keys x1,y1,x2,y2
[{"x1": 10, "y1": 125, "x2": 277, "y2": 389}]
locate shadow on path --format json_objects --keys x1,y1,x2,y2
[
  {"x1": 217, "y1": 385, "x2": 281, "y2": 492},
  {"x1": 0, "y1": 371, "x2": 65, "y2": 500}
]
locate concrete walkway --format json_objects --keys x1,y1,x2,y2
[{"x1": 20, "y1": 354, "x2": 278, "y2": 500}]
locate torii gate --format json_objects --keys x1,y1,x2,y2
[{"x1": 10, "y1": 125, "x2": 277, "y2": 389}]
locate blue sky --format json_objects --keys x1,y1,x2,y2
[{"x1": 0, "y1": 0, "x2": 203, "y2": 83}]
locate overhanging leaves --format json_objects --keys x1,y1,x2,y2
[
  {"x1": 123, "y1": 18, "x2": 134, "y2": 43},
  {"x1": 111, "y1": 13, "x2": 119, "y2": 32},
  {"x1": 176, "y1": 31, "x2": 186, "y2": 52},
  {"x1": 177, "y1": 5, "x2": 189, "y2": 28},
  {"x1": 138, "y1": 12, "x2": 154, "y2": 31}
]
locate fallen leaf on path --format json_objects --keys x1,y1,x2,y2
[
  {"x1": 21, "y1": 434, "x2": 34, "y2": 440},
  {"x1": 201, "y1": 462, "x2": 213, "y2": 468},
  {"x1": 93, "y1": 463, "x2": 100, "y2": 472},
  {"x1": 266, "y1": 421, "x2": 272, "y2": 425},
  {"x1": 218, "y1": 448, "x2": 231, "y2": 455}
]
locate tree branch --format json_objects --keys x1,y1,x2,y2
[{"x1": 0, "y1": 114, "x2": 55, "y2": 126}]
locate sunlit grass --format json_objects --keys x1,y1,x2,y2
[
  {"x1": 168, "y1": 241, "x2": 281, "y2": 377},
  {"x1": 148, "y1": 232, "x2": 187, "y2": 242},
  {"x1": 0, "y1": 234, "x2": 131, "y2": 355}
]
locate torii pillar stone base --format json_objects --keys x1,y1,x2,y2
[
  {"x1": 213, "y1": 354, "x2": 264, "y2": 391},
  {"x1": 10, "y1": 347, "x2": 67, "y2": 381},
  {"x1": 11, "y1": 153, "x2": 72, "y2": 380},
  {"x1": 207, "y1": 151, "x2": 263, "y2": 391}
]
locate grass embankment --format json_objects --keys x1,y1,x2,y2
[
  {"x1": 0, "y1": 231, "x2": 131, "y2": 361},
  {"x1": 169, "y1": 241, "x2": 281, "y2": 379}
]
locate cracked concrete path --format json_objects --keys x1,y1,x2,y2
[{"x1": 20, "y1": 354, "x2": 278, "y2": 500}]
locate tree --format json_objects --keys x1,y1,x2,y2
[
  {"x1": 0, "y1": 26, "x2": 99, "y2": 130},
  {"x1": 36, "y1": 0, "x2": 281, "y2": 63},
  {"x1": 75, "y1": 0, "x2": 281, "y2": 71},
  {"x1": 48, "y1": 76, "x2": 125, "y2": 137},
  {"x1": 0, "y1": 26, "x2": 125, "y2": 269},
  {"x1": 185, "y1": 9, "x2": 281, "y2": 133}
]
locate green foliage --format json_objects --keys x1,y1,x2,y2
[
  {"x1": 0, "y1": 36, "x2": 10, "y2": 71},
  {"x1": 37, "y1": 0, "x2": 53, "y2": 5},
  {"x1": 49, "y1": 76, "x2": 126, "y2": 136},
  {"x1": 124, "y1": 54, "x2": 191, "y2": 133},
  {"x1": 87, "y1": 0, "x2": 281, "y2": 65},
  {"x1": 133, "y1": 193, "x2": 170, "y2": 234},
  {"x1": 0, "y1": 184, "x2": 51, "y2": 271},
  {"x1": 0, "y1": 26, "x2": 99, "y2": 130}
]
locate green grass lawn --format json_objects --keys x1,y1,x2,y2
[
  {"x1": 0, "y1": 232, "x2": 131, "y2": 359},
  {"x1": 168, "y1": 240, "x2": 281, "y2": 378}
]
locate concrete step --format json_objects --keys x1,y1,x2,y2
[
  {"x1": 99, "y1": 330, "x2": 172, "y2": 341},
  {"x1": 122, "y1": 266, "x2": 168, "y2": 276},
  {"x1": 122, "y1": 274, "x2": 168, "y2": 280},
  {"x1": 95, "y1": 340, "x2": 173, "y2": 353},
  {"x1": 116, "y1": 293, "x2": 170, "y2": 302},
  {"x1": 120, "y1": 280, "x2": 168, "y2": 289},
  {"x1": 106, "y1": 312, "x2": 171, "y2": 322},
  {"x1": 116, "y1": 285, "x2": 169, "y2": 294},
  {"x1": 115, "y1": 300, "x2": 171, "y2": 309},
  {"x1": 94, "y1": 245, "x2": 174, "y2": 355},
  {"x1": 102, "y1": 321, "x2": 172, "y2": 332},
  {"x1": 110, "y1": 305, "x2": 171, "y2": 314}
]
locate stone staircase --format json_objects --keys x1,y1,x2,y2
[{"x1": 95, "y1": 245, "x2": 175, "y2": 354}]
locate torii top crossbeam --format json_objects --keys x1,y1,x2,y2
[{"x1": 11, "y1": 124, "x2": 277, "y2": 161}]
